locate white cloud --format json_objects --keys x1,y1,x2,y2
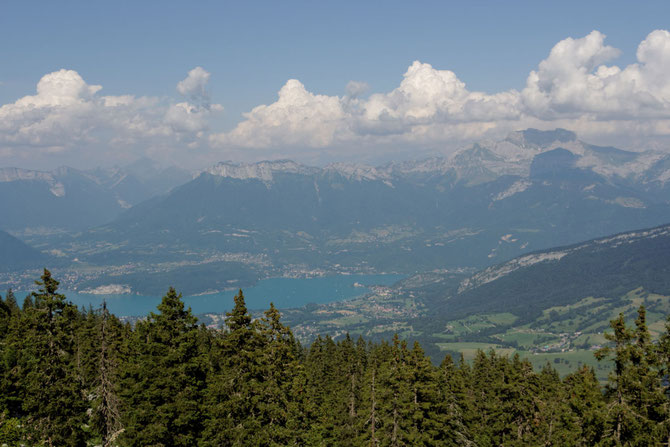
[
  {"x1": 4, "y1": 31, "x2": 670, "y2": 168},
  {"x1": 211, "y1": 62, "x2": 522, "y2": 150},
  {"x1": 168, "y1": 67, "x2": 222, "y2": 134},
  {"x1": 212, "y1": 79, "x2": 347, "y2": 148},
  {"x1": 211, "y1": 30, "x2": 670, "y2": 155},
  {"x1": 521, "y1": 30, "x2": 670, "y2": 119},
  {"x1": 177, "y1": 66, "x2": 211, "y2": 105},
  {"x1": 0, "y1": 67, "x2": 222, "y2": 167}
]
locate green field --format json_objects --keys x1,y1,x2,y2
[
  {"x1": 518, "y1": 350, "x2": 609, "y2": 381},
  {"x1": 436, "y1": 342, "x2": 609, "y2": 381},
  {"x1": 436, "y1": 342, "x2": 516, "y2": 360}
]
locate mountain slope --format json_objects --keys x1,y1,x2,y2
[
  {"x1": 277, "y1": 222, "x2": 670, "y2": 373},
  {"x1": 11, "y1": 128, "x2": 670, "y2": 293},
  {"x1": 0, "y1": 230, "x2": 50, "y2": 271},
  {"x1": 0, "y1": 161, "x2": 192, "y2": 232},
  {"x1": 447, "y1": 223, "x2": 670, "y2": 321},
  {"x1": 68, "y1": 129, "x2": 670, "y2": 274}
]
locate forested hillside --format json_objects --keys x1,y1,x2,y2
[{"x1": 2, "y1": 270, "x2": 670, "y2": 446}]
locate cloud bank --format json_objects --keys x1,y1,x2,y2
[
  {"x1": 0, "y1": 67, "x2": 222, "y2": 167},
  {"x1": 3, "y1": 30, "x2": 670, "y2": 168},
  {"x1": 212, "y1": 30, "x2": 670, "y2": 154}
]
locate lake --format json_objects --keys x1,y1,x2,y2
[{"x1": 17, "y1": 273, "x2": 404, "y2": 317}]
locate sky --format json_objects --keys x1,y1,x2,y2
[{"x1": 2, "y1": 0, "x2": 670, "y2": 170}]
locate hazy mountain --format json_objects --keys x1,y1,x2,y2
[
  {"x1": 0, "y1": 160, "x2": 192, "y2": 233},
  {"x1": 0, "y1": 166, "x2": 124, "y2": 233},
  {"x1": 87, "y1": 158, "x2": 193, "y2": 208},
  {"x1": 0, "y1": 230, "x2": 50, "y2": 271},
  {"x1": 67, "y1": 129, "x2": 670, "y2": 273}
]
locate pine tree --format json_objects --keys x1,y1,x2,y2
[
  {"x1": 255, "y1": 302, "x2": 301, "y2": 445},
  {"x1": 656, "y1": 314, "x2": 670, "y2": 445},
  {"x1": 20, "y1": 269, "x2": 87, "y2": 446},
  {"x1": 402, "y1": 341, "x2": 442, "y2": 445},
  {"x1": 535, "y1": 363, "x2": 573, "y2": 445},
  {"x1": 375, "y1": 335, "x2": 413, "y2": 446},
  {"x1": 563, "y1": 365, "x2": 606, "y2": 445},
  {"x1": 202, "y1": 289, "x2": 265, "y2": 446},
  {"x1": 595, "y1": 310, "x2": 654, "y2": 445},
  {"x1": 21, "y1": 294, "x2": 33, "y2": 310},
  {"x1": 436, "y1": 354, "x2": 473, "y2": 446},
  {"x1": 469, "y1": 350, "x2": 507, "y2": 445},
  {"x1": 629, "y1": 305, "x2": 665, "y2": 445},
  {"x1": 120, "y1": 287, "x2": 206, "y2": 446},
  {"x1": 4, "y1": 290, "x2": 18, "y2": 314},
  {"x1": 336, "y1": 334, "x2": 366, "y2": 445},
  {"x1": 302, "y1": 335, "x2": 342, "y2": 444},
  {"x1": 0, "y1": 291, "x2": 23, "y2": 418},
  {"x1": 359, "y1": 342, "x2": 387, "y2": 447}
]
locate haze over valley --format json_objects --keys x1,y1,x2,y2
[{"x1": 3, "y1": 128, "x2": 670, "y2": 297}]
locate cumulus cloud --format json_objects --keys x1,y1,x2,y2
[
  {"x1": 211, "y1": 30, "x2": 670, "y2": 154},
  {"x1": 355, "y1": 61, "x2": 521, "y2": 137},
  {"x1": 167, "y1": 67, "x2": 222, "y2": 134},
  {"x1": 521, "y1": 30, "x2": 670, "y2": 119},
  {"x1": 211, "y1": 79, "x2": 347, "y2": 148},
  {"x1": 4, "y1": 30, "x2": 670, "y2": 168},
  {"x1": 211, "y1": 62, "x2": 522, "y2": 150},
  {"x1": 0, "y1": 67, "x2": 222, "y2": 167},
  {"x1": 177, "y1": 66, "x2": 212, "y2": 105}
]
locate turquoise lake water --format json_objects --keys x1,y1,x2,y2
[{"x1": 15, "y1": 274, "x2": 404, "y2": 317}]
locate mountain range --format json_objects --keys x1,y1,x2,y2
[
  {"x1": 3, "y1": 128, "x2": 670, "y2": 294},
  {"x1": 0, "y1": 159, "x2": 191, "y2": 233}
]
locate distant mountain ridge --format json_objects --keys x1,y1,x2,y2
[
  {"x1": 0, "y1": 159, "x2": 192, "y2": 232},
  {"x1": 6, "y1": 128, "x2": 670, "y2": 295},
  {"x1": 203, "y1": 128, "x2": 670, "y2": 188},
  {"x1": 53, "y1": 129, "x2": 670, "y2": 280}
]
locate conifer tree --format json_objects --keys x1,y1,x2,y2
[
  {"x1": 0, "y1": 293, "x2": 23, "y2": 419},
  {"x1": 563, "y1": 365, "x2": 606, "y2": 445},
  {"x1": 359, "y1": 342, "x2": 387, "y2": 447},
  {"x1": 4, "y1": 289, "x2": 18, "y2": 314},
  {"x1": 255, "y1": 302, "x2": 301, "y2": 445},
  {"x1": 336, "y1": 334, "x2": 366, "y2": 445},
  {"x1": 406, "y1": 341, "x2": 442, "y2": 445},
  {"x1": 203, "y1": 289, "x2": 265, "y2": 446},
  {"x1": 21, "y1": 269, "x2": 87, "y2": 446},
  {"x1": 375, "y1": 335, "x2": 414, "y2": 446},
  {"x1": 535, "y1": 363, "x2": 573, "y2": 445},
  {"x1": 120, "y1": 287, "x2": 206, "y2": 446},
  {"x1": 302, "y1": 335, "x2": 342, "y2": 444},
  {"x1": 656, "y1": 314, "x2": 670, "y2": 445},
  {"x1": 595, "y1": 311, "x2": 645, "y2": 445},
  {"x1": 21, "y1": 294, "x2": 33, "y2": 310},
  {"x1": 437, "y1": 354, "x2": 473, "y2": 446}
]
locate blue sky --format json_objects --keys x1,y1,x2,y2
[{"x1": 2, "y1": 0, "x2": 670, "y2": 169}]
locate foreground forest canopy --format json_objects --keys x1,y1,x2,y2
[{"x1": 2, "y1": 271, "x2": 670, "y2": 446}]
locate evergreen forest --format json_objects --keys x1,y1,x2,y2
[{"x1": 3, "y1": 269, "x2": 670, "y2": 446}]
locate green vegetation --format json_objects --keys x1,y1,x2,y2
[{"x1": 4, "y1": 270, "x2": 670, "y2": 445}]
